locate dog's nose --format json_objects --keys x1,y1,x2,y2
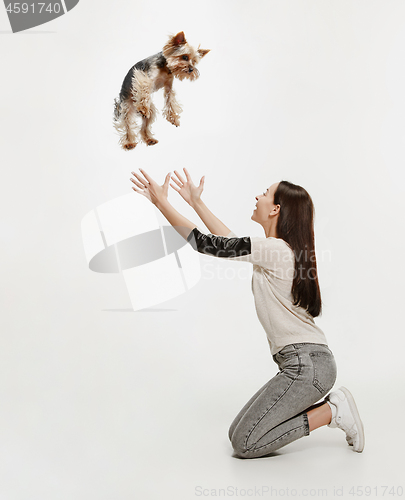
[{"x1": 188, "y1": 67, "x2": 194, "y2": 73}]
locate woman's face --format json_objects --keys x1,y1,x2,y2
[{"x1": 251, "y1": 182, "x2": 280, "y2": 224}]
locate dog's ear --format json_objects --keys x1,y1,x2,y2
[
  {"x1": 163, "y1": 32, "x2": 188, "y2": 57},
  {"x1": 172, "y1": 31, "x2": 187, "y2": 46},
  {"x1": 197, "y1": 48, "x2": 210, "y2": 59}
]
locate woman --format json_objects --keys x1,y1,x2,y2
[{"x1": 130, "y1": 167, "x2": 365, "y2": 457}]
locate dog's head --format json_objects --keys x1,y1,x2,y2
[{"x1": 162, "y1": 31, "x2": 210, "y2": 82}]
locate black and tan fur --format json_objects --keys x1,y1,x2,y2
[{"x1": 113, "y1": 32, "x2": 210, "y2": 150}]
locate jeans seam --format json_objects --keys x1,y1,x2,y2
[
  {"x1": 243, "y1": 346, "x2": 303, "y2": 452},
  {"x1": 251, "y1": 423, "x2": 306, "y2": 452}
]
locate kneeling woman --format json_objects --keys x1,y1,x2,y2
[{"x1": 130, "y1": 168, "x2": 365, "y2": 456}]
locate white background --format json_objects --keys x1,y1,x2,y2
[{"x1": 1, "y1": 1, "x2": 404, "y2": 498}]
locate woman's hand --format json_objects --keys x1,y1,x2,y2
[
  {"x1": 130, "y1": 168, "x2": 171, "y2": 207},
  {"x1": 170, "y1": 167, "x2": 205, "y2": 207}
]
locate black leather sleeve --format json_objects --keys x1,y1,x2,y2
[{"x1": 186, "y1": 227, "x2": 251, "y2": 258}]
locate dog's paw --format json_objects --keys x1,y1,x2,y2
[
  {"x1": 168, "y1": 115, "x2": 180, "y2": 127},
  {"x1": 123, "y1": 143, "x2": 137, "y2": 150},
  {"x1": 146, "y1": 138, "x2": 159, "y2": 146},
  {"x1": 137, "y1": 106, "x2": 151, "y2": 119}
]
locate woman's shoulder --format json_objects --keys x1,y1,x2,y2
[
  {"x1": 226, "y1": 231, "x2": 293, "y2": 255},
  {"x1": 251, "y1": 235, "x2": 292, "y2": 251},
  {"x1": 227, "y1": 231, "x2": 289, "y2": 246},
  {"x1": 249, "y1": 237, "x2": 294, "y2": 267}
]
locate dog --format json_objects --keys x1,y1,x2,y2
[{"x1": 113, "y1": 31, "x2": 210, "y2": 150}]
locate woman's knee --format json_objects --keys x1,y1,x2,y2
[
  {"x1": 231, "y1": 435, "x2": 269, "y2": 459},
  {"x1": 228, "y1": 425, "x2": 234, "y2": 443},
  {"x1": 231, "y1": 430, "x2": 285, "y2": 458},
  {"x1": 228, "y1": 415, "x2": 242, "y2": 442},
  {"x1": 231, "y1": 440, "x2": 251, "y2": 458},
  {"x1": 230, "y1": 425, "x2": 256, "y2": 458}
]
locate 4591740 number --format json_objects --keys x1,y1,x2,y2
[{"x1": 6, "y1": 3, "x2": 61, "y2": 14}]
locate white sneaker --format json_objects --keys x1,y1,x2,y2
[{"x1": 325, "y1": 386, "x2": 365, "y2": 453}]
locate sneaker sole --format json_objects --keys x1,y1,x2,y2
[{"x1": 339, "y1": 386, "x2": 365, "y2": 453}]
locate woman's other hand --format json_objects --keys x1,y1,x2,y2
[
  {"x1": 130, "y1": 168, "x2": 171, "y2": 207},
  {"x1": 170, "y1": 167, "x2": 204, "y2": 207}
]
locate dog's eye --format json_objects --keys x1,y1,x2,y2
[{"x1": 182, "y1": 55, "x2": 189, "y2": 61}]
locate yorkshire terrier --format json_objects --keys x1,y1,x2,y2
[{"x1": 113, "y1": 31, "x2": 210, "y2": 150}]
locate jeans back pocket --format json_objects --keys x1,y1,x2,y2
[{"x1": 309, "y1": 352, "x2": 337, "y2": 395}]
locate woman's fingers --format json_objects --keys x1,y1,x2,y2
[
  {"x1": 173, "y1": 168, "x2": 197, "y2": 189},
  {"x1": 183, "y1": 167, "x2": 192, "y2": 182},
  {"x1": 131, "y1": 169, "x2": 201, "y2": 204},
  {"x1": 173, "y1": 169, "x2": 186, "y2": 185},
  {"x1": 171, "y1": 176, "x2": 182, "y2": 188},
  {"x1": 131, "y1": 170, "x2": 147, "y2": 182},
  {"x1": 163, "y1": 172, "x2": 171, "y2": 192},
  {"x1": 139, "y1": 168, "x2": 154, "y2": 184},
  {"x1": 130, "y1": 179, "x2": 148, "y2": 197},
  {"x1": 131, "y1": 171, "x2": 149, "y2": 187},
  {"x1": 130, "y1": 178, "x2": 145, "y2": 189}
]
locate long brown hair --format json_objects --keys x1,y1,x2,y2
[{"x1": 273, "y1": 181, "x2": 322, "y2": 317}]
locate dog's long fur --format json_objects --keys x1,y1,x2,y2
[{"x1": 113, "y1": 32, "x2": 209, "y2": 150}]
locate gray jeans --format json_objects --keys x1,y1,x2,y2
[{"x1": 228, "y1": 343, "x2": 337, "y2": 458}]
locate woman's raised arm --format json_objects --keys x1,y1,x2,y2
[{"x1": 170, "y1": 168, "x2": 232, "y2": 237}]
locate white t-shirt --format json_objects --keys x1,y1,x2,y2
[{"x1": 187, "y1": 227, "x2": 328, "y2": 355}]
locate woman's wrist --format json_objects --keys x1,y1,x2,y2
[
  {"x1": 190, "y1": 198, "x2": 204, "y2": 210},
  {"x1": 155, "y1": 197, "x2": 170, "y2": 211}
]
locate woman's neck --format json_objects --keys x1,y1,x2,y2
[{"x1": 264, "y1": 223, "x2": 279, "y2": 239}]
